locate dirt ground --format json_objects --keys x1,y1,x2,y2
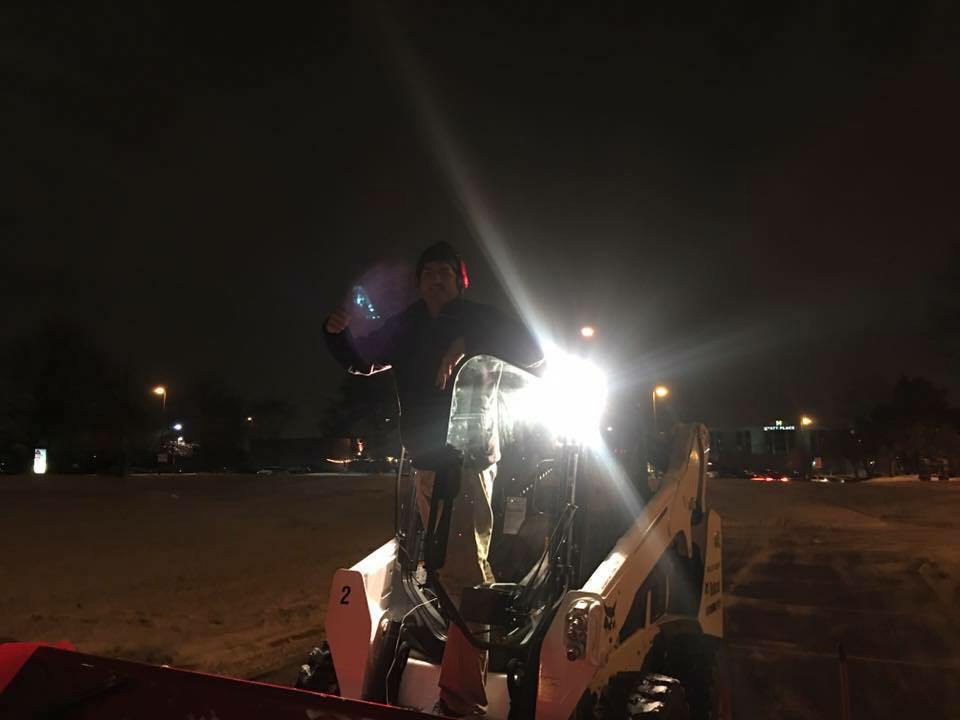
[{"x1": 2, "y1": 473, "x2": 959, "y2": 717}]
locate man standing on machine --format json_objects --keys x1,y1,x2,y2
[{"x1": 324, "y1": 241, "x2": 543, "y2": 716}]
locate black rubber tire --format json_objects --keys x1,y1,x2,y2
[
  {"x1": 625, "y1": 674, "x2": 691, "y2": 719},
  {"x1": 295, "y1": 641, "x2": 340, "y2": 695},
  {"x1": 658, "y1": 636, "x2": 732, "y2": 720}
]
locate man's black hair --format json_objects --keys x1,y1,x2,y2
[{"x1": 416, "y1": 242, "x2": 469, "y2": 290}]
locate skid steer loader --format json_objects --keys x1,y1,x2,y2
[{"x1": 299, "y1": 354, "x2": 730, "y2": 719}]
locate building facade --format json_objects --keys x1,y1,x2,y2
[{"x1": 709, "y1": 420, "x2": 827, "y2": 474}]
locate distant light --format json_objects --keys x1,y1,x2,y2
[
  {"x1": 172, "y1": 423, "x2": 183, "y2": 431},
  {"x1": 580, "y1": 326, "x2": 595, "y2": 338},
  {"x1": 177, "y1": 436, "x2": 185, "y2": 444},
  {"x1": 606, "y1": 426, "x2": 614, "y2": 432},
  {"x1": 801, "y1": 416, "x2": 813, "y2": 427},
  {"x1": 246, "y1": 416, "x2": 253, "y2": 423},
  {"x1": 152, "y1": 385, "x2": 166, "y2": 396},
  {"x1": 33, "y1": 448, "x2": 47, "y2": 475},
  {"x1": 654, "y1": 386, "x2": 669, "y2": 398}
]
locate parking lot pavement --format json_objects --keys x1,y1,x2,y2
[{"x1": 711, "y1": 478, "x2": 960, "y2": 719}]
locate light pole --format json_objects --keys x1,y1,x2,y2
[
  {"x1": 652, "y1": 385, "x2": 669, "y2": 434},
  {"x1": 152, "y1": 386, "x2": 168, "y2": 429},
  {"x1": 152, "y1": 386, "x2": 168, "y2": 462},
  {"x1": 800, "y1": 415, "x2": 815, "y2": 477}
]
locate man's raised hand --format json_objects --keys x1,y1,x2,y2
[{"x1": 325, "y1": 305, "x2": 351, "y2": 334}]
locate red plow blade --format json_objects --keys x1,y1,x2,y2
[{"x1": 1, "y1": 643, "x2": 441, "y2": 719}]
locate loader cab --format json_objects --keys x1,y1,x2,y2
[
  {"x1": 316, "y1": 354, "x2": 726, "y2": 718},
  {"x1": 395, "y1": 358, "x2": 564, "y2": 627},
  {"x1": 386, "y1": 355, "x2": 626, "y2": 666}
]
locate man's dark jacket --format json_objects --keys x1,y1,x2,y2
[{"x1": 325, "y1": 298, "x2": 542, "y2": 461}]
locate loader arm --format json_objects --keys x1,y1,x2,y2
[{"x1": 536, "y1": 424, "x2": 720, "y2": 720}]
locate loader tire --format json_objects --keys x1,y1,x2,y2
[
  {"x1": 624, "y1": 674, "x2": 690, "y2": 719},
  {"x1": 295, "y1": 641, "x2": 340, "y2": 695},
  {"x1": 659, "y1": 635, "x2": 731, "y2": 720}
]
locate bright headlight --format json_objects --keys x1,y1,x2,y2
[{"x1": 541, "y1": 352, "x2": 608, "y2": 445}]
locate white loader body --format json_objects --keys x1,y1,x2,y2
[{"x1": 325, "y1": 423, "x2": 722, "y2": 719}]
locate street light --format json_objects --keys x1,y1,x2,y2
[
  {"x1": 580, "y1": 325, "x2": 596, "y2": 339},
  {"x1": 152, "y1": 385, "x2": 167, "y2": 410},
  {"x1": 801, "y1": 415, "x2": 814, "y2": 427},
  {"x1": 652, "y1": 385, "x2": 670, "y2": 434},
  {"x1": 172, "y1": 423, "x2": 183, "y2": 432},
  {"x1": 245, "y1": 416, "x2": 254, "y2": 423}
]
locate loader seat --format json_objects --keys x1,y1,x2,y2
[
  {"x1": 490, "y1": 512, "x2": 551, "y2": 582},
  {"x1": 459, "y1": 583, "x2": 522, "y2": 626}
]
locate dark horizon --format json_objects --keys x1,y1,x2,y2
[{"x1": 3, "y1": 3, "x2": 958, "y2": 434}]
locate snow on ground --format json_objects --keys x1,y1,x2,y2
[
  {"x1": 865, "y1": 474, "x2": 922, "y2": 483},
  {"x1": 2, "y1": 473, "x2": 959, "y2": 718},
  {"x1": 865, "y1": 474, "x2": 960, "y2": 483},
  {"x1": 0, "y1": 473, "x2": 394, "y2": 679}
]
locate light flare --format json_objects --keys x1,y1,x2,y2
[{"x1": 380, "y1": 18, "x2": 647, "y2": 517}]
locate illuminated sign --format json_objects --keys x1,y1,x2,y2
[
  {"x1": 33, "y1": 448, "x2": 47, "y2": 474},
  {"x1": 763, "y1": 419, "x2": 795, "y2": 431}
]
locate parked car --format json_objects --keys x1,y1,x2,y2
[
  {"x1": 748, "y1": 468, "x2": 793, "y2": 483},
  {"x1": 256, "y1": 466, "x2": 290, "y2": 476},
  {"x1": 919, "y1": 457, "x2": 950, "y2": 481}
]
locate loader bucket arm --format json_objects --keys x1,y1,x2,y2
[{"x1": 0, "y1": 644, "x2": 442, "y2": 720}]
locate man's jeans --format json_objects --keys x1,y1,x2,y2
[{"x1": 414, "y1": 464, "x2": 496, "y2": 715}]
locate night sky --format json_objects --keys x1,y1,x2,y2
[{"x1": 3, "y1": 3, "x2": 958, "y2": 434}]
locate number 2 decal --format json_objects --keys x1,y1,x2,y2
[{"x1": 340, "y1": 585, "x2": 351, "y2": 605}]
